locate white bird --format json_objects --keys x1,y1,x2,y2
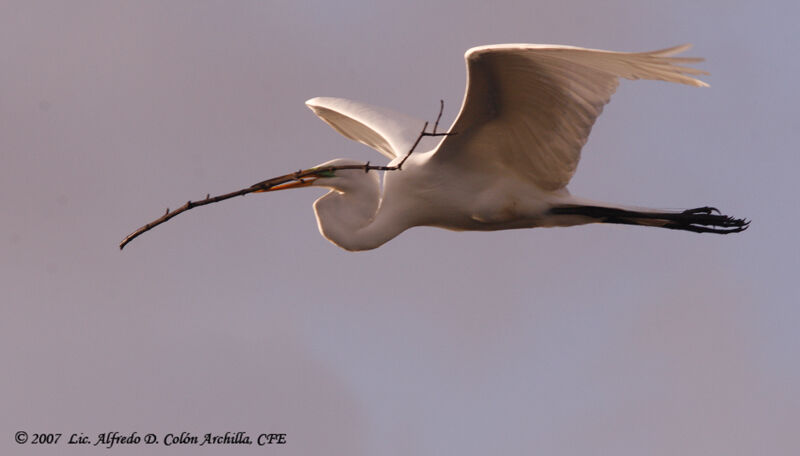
[{"x1": 261, "y1": 43, "x2": 748, "y2": 251}]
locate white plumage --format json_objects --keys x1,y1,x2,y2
[{"x1": 263, "y1": 44, "x2": 747, "y2": 251}]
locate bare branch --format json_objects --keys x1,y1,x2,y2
[
  {"x1": 119, "y1": 100, "x2": 456, "y2": 250},
  {"x1": 119, "y1": 163, "x2": 397, "y2": 250}
]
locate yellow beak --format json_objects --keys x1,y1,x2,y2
[{"x1": 254, "y1": 176, "x2": 318, "y2": 193}]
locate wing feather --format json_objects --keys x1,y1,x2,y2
[
  {"x1": 306, "y1": 97, "x2": 427, "y2": 160},
  {"x1": 432, "y1": 44, "x2": 709, "y2": 190}
]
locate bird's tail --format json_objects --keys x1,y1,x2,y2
[{"x1": 548, "y1": 204, "x2": 749, "y2": 234}]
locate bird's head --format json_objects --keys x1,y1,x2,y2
[{"x1": 252, "y1": 158, "x2": 387, "y2": 251}]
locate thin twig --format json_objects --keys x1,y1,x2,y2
[
  {"x1": 394, "y1": 99, "x2": 453, "y2": 170},
  {"x1": 432, "y1": 99, "x2": 444, "y2": 134},
  {"x1": 394, "y1": 121, "x2": 428, "y2": 170},
  {"x1": 120, "y1": 100, "x2": 456, "y2": 250}
]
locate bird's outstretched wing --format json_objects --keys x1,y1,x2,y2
[
  {"x1": 306, "y1": 97, "x2": 428, "y2": 160},
  {"x1": 432, "y1": 44, "x2": 708, "y2": 190}
]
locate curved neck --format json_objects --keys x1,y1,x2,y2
[{"x1": 313, "y1": 189, "x2": 405, "y2": 251}]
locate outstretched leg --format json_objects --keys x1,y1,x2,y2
[{"x1": 548, "y1": 204, "x2": 749, "y2": 234}]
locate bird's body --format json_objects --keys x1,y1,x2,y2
[{"x1": 263, "y1": 43, "x2": 748, "y2": 251}]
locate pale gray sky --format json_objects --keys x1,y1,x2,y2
[{"x1": 3, "y1": 1, "x2": 798, "y2": 455}]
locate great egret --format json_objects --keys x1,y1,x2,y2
[
  {"x1": 120, "y1": 43, "x2": 749, "y2": 251},
  {"x1": 253, "y1": 44, "x2": 748, "y2": 251}
]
